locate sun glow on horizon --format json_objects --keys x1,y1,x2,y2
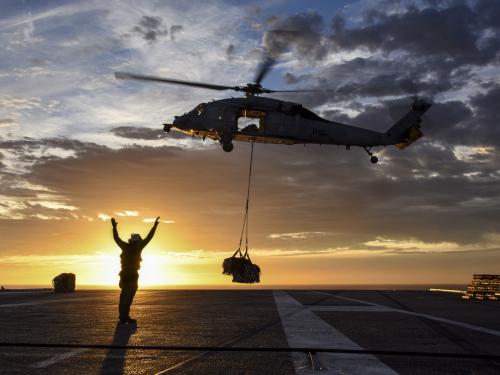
[
  {"x1": 3, "y1": 244, "x2": 496, "y2": 287},
  {"x1": 138, "y1": 253, "x2": 184, "y2": 286},
  {"x1": 0, "y1": 249, "x2": 222, "y2": 287},
  {"x1": 92, "y1": 250, "x2": 203, "y2": 286}
]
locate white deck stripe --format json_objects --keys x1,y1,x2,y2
[
  {"x1": 33, "y1": 348, "x2": 89, "y2": 368},
  {"x1": 307, "y1": 305, "x2": 393, "y2": 312},
  {"x1": 316, "y1": 292, "x2": 500, "y2": 338},
  {"x1": 273, "y1": 291, "x2": 399, "y2": 375}
]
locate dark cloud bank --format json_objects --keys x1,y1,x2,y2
[
  {"x1": 264, "y1": 0, "x2": 500, "y2": 147},
  {"x1": 1, "y1": 128, "x2": 499, "y2": 253}
]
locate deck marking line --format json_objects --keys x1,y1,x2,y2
[
  {"x1": 308, "y1": 305, "x2": 393, "y2": 312},
  {"x1": 33, "y1": 348, "x2": 88, "y2": 368},
  {"x1": 316, "y1": 292, "x2": 500, "y2": 338},
  {"x1": 153, "y1": 313, "x2": 281, "y2": 375},
  {"x1": 154, "y1": 352, "x2": 205, "y2": 374},
  {"x1": 273, "y1": 291, "x2": 399, "y2": 375}
]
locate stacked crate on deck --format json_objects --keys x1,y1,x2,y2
[
  {"x1": 52, "y1": 273, "x2": 76, "y2": 293},
  {"x1": 462, "y1": 274, "x2": 499, "y2": 301}
]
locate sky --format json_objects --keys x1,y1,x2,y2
[{"x1": 0, "y1": 0, "x2": 499, "y2": 287}]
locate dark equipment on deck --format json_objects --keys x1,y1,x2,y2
[
  {"x1": 222, "y1": 143, "x2": 261, "y2": 283},
  {"x1": 52, "y1": 273, "x2": 76, "y2": 293},
  {"x1": 463, "y1": 274, "x2": 499, "y2": 301}
]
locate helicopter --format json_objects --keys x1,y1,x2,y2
[{"x1": 115, "y1": 59, "x2": 431, "y2": 164}]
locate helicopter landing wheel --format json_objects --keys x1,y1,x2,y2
[
  {"x1": 363, "y1": 146, "x2": 378, "y2": 164},
  {"x1": 222, "y1": 142, "x2": 234, "y2": 152}
]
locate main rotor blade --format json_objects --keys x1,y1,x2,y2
[
  {"x1": 115, "y1": 72, "x2": 236, "y2": 91},
  {"x1": 263, "y1": 89, "x2": 317, "y2": 93},
  {"x1": 254, "y1": 57, "x2": 275, "y2": 86}
]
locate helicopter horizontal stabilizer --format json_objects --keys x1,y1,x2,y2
[
  {"x1": 385, "y1": 99, "x2": 431, "y2": 149},
  {"x1": 395, "y1": 126, "x2": 423, "y2": 150}
]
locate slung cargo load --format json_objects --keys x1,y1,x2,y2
[{"x1": 222, "y1": 250, "x2": 261, "y2": 284}]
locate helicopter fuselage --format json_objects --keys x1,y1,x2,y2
[{"x1": 169, "y1": 96, "x2": 429, "y2": 160}]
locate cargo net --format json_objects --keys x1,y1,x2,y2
[
  {"x1": 462, "y1": 274, "x2": 499, "y2": 301},
  {"x1": 52, "y1": 273, "x2": 76, "y2": 293},
  {"x1": 222, "y1": 143, "x2": 261, "y2": 283},
  {"x1": 223, "y1": 249, "x2": 260, "y2": 283}
]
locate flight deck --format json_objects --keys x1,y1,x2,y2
[{"x1": 1, "y1": 289, "x2": 499, "y2": 374}]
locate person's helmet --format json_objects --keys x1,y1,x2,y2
[{"x1": 129, "y1": 233, "x2": 142, "y2": 242}]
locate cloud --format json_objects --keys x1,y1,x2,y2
[
  {"x1": 143, "y1": 218, "x2": 175, "y2": 224},
  {"x1": 225, "y1": 44, "x2": 235, "y2": 59},
  {"x1": 363, "y1": 237, "x2": 460, "y2": 253},
  {"x1": 0, "y1": 96, "x2": 43, "y2": 110},
  {"x1": 31, "y1": 213, "x2": 64, "y2": 220},
  {"x1": 32, "y1": 200, "x2": 77, "y2": 211},
  {"x1": 115, "y1": 210, "x2": 139, "y2": 217},
  {"x1": 268, "y1": 231, "x2": 331, "y2": 240},
  {"x1": 0, "y1": 118, "x2": 17, "y2": 127},
  {"x1": 169, "y1": 25, "x2": 183, "y2": 41},
  {"x1": 2, "y1": 133, "x2": 494, "y2": 253},
  {"x1": 452, "y1": 146, "x2": 495, "y2": 163},
  {"x1": 273, "y1": 2, "x2": 500, "y2": 122},
  {"x1": 330, "y1": 3, "x2": 498, "y2": 66},
  {"x1": 362, "y1": 232, "x2": 500, "y2": 254},
  {"x1": 252, "y1": 248, "x2": 348, "y2": 257},
  {"x1": 264, "y1": 13, "x2": 328, "y2": 61},
  {"x1": 132, "y1": 16, "x2": 168, "y2": 42},
  {"x1": 111, "y1": 126, "x2": 188, "y2": 141},
  {"x1": 0, "y1": 195, "x2": 27, "y2": 220},
  {"x1": 98, "y1": 213, "x2": 111, "y2": 221},
  {"x1": 0, "y1": 147, "x2": 81, "y2": 220},
  {"x1": 0, "y1": 0, "x2": 256, "y2": 145}
]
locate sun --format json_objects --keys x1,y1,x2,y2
[
  {"x1": 138, "y1": 253, "x2": 176, "y2": 286},
  {"x1": 76, "y1": 251, "x2": 179, "y2": 287}
]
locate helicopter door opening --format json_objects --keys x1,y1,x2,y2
[{"x1": 237, "y1": 109, "x2": 266, "y2": 134}]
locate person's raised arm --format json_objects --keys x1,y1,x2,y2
[
  {"x1": 143, "y1": 217, "x2": 160, "y2": 246},
  {"x1": 111, "y1": 218, "x2": 127, "y2": 248}
]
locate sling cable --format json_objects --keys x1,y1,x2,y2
[{"x1": 222, "y1": 142, "x2": 261, "y2": 283}]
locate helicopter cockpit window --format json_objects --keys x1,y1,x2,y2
[
  {"x1": 237, "y1": 109, "x2": 266, "y2": 133},
  {"x1": 194, "y1": 104, "x2": 205, "y2": 116}
]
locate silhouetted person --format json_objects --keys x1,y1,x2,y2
[{"x1": 111, "y1": 216, "x2": 159, "y2": 324}]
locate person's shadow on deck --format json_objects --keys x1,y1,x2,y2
[{"x1": 100, "y1": 323, "x2": 137, "y2": 374}]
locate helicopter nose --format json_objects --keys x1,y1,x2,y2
[{"x1": 173, "y1": 115, "x2": 183, "y2": 128}]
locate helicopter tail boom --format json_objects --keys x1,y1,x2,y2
[{"x1": 384, "y1": 99, "x2": 431, "y2": 149}]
